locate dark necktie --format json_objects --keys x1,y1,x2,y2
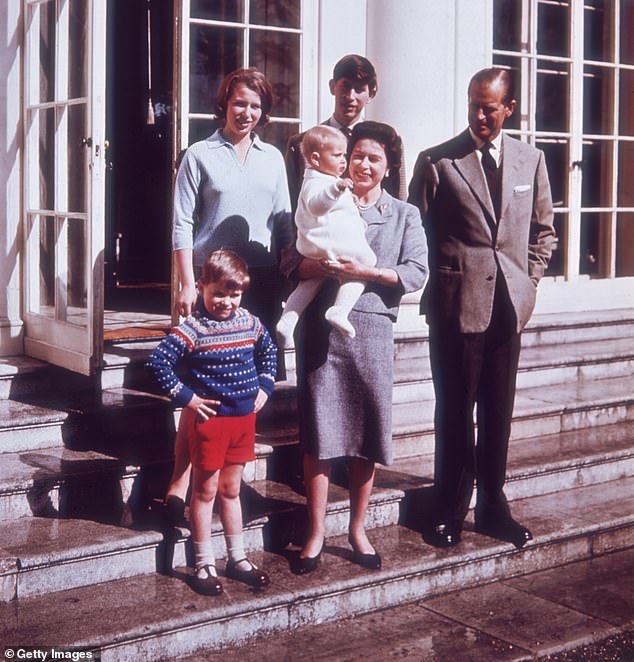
[
  {"x1": 340, "y1": 126, "x2": 352, "y2": 140},
  {"x1": 481, "y1": 143, "x2": 500, "y2": 218}
]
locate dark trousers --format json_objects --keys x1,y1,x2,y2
[{"x1": 429, "y1": 276, "x2": 522, "y2": 526}]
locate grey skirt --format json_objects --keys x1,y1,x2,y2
[{"x1": 296, "y1": 288, "x2": 394, "y2": 465}]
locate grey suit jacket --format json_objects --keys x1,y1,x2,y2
[{"x1": 408, "y1": 129, "x2": 555, "y2": 333}]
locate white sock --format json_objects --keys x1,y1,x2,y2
[
  {"x1": 225, "y1": 532, "x2": 251, "y2": 571},
  {"x1": 193, "y1": 538, "x2": 216, "y2": 575},
  {"x1": 325, "y1": 306, "x2": 356, "y2": 338},
  {"x1": 276, "y1": 311, "x2": 299, "y2": 348}
]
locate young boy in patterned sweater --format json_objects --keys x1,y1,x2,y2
[{"x1": 147, "y1": 249, "x2": 277, "y2": 595}]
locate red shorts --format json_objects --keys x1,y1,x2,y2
[{"x1": 188, "y1": 413, "x2": 256, "y2": 472}]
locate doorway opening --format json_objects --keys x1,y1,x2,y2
[{"x1": 104, "y1": 0, "x2": 174, "y2": 333}]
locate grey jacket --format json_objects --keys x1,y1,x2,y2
[
  {"x1": 282, "y1": 190, "x2": 428, "y2": 321},
  {"x1": 408, "y1": 129, "x2": 555, "y2": 333}
]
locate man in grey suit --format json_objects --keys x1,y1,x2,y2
[{"x1": 408, "y1": 68, "x2": 555, "y2": 548}]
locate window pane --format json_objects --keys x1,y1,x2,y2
[
  {"x1": 67, "y1": 218, "x2": 87, "y2": 323},
  {"x1": 249, "y1": 0, "x2": 300, "y2": 29},
  {"x1": 39, "y1": 215, "x2": 56, "y2": 315},
  {"x1": 188, "y1": 118, "x2": 223, "y2": 146},
  {"x1": 492, "y1": 55, "x2": 521, "y2": 131},
  {"x1": 583, "y1": 65, "x2": 614, "y2": 134},
  {"x1": 39, "y1": 108, "x2": 55, "y2": 210},
  {"x1": 190, "y1": 25, "x2": 243, "y2": 115},
  {"x1": 538, "y1": 140, "x2": 568, "y2": 208},
  {"x1": 545, "y1": 213, "x2": 566, "y2": 277},
  {"x1": 582, "y1": 140, "x2": 612, "y2": 207},
  {"x1": 38, "y1": 1, "x2": 56, "y2": 103},
  {"x1": 260, "y1": 121, "x2": 300, "y2": 154},
  {"x1": 68, "y1": 0, "x2": 88, "y2": 98},
  {"x1": 580, "y1": 212, "x2": 609, "y2": 277},
  {"x1": 584, "y1": 1, "x2": 613, "y2": 62},
  {"x1": 249, "y1": 30, "x2": 300, "y2": 118},
  {"x1": 616, "y1": 213, "x2": 634, "y2": 277},
  {"x1": 493, "y1": 0, "x2": 522, "y2": 51},
  {"x1": 536, "y1": 62, "x2": 569, "y2": 132},
  {"x1": 68, "y1": 104, "x2": 87, "y2": 213},
  {"x1": 537, "y1": 1, "x2": 570, "y2": 57},
  {"x1": 617, "y1": 141, "x2": 634, "y2": 206},
  {"x1": 191, "y1": 0, "x2": 243, "y2": 21},
  {"x1": 619, "y1": 69, "x2": 634, "y2": 136},
  {"x1": 621, "y1": 2, "x2": 634, "y2": 64}
]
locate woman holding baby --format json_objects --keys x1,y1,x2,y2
[{"x1": 283, "y1": 121, "x2": 428, "y2": 574}]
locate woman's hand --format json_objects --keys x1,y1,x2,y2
[
  {"x1": 176, "y1": 283, "x2": 197, "y2": 317},
  {"x1": 321, "y1": 256, "x2": 375, "y2": 281},
  {"x1": 254, "y1": 389, "x2": 269, "y2": 413},
  {"x1": 186, "y1": 394, "x2": 220, "y2": 421},
  {"x1": 296, "y1": 257, "x2": 331, "y2": 280}
]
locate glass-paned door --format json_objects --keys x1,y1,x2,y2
[
  {"x1": 175, "y1": 0, "x2": 316, "y2": 155},
  {"x1": 493, "y1": 0, "x2": 634, "y2": 282},
  {"x1": 23, "y1": 0, "x2": 107, "y2": 374}
]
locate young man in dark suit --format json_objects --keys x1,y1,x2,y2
[
  {"x1": 285, "y1": 54, "x2": 404, "y2": 211},
  {"x1": 408, "y1": 68, "x2": 555, "y2": 549}
]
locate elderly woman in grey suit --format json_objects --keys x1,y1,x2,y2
[{"x1": 286, "y1": 121, "x2": 428, "y2": 573}]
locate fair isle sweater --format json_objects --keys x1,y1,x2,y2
[{"x1": 146, "y1": 305, "x2": 277, "y2": 416}]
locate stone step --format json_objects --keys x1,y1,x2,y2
[
  {"x1": 3, "y1": 476, "x2": 634, "y2": 658},
  {"x1": 378, "y1": 420, "x2": 634, "y2": 516},
  {"x1": 392, "y1": 334, "x2": 634, "y2": 404},
  {"x1": 390, "y1": 373, "x2": 634, "y2": 459},
  {"x1": 3, "y1": 309, "x2": 633, "y2": 402},
  {"x1": 0, "y1": 475, "x2": 402, "y2": 601},
  {"x1": 0, "y1": 513, "x2": 267, "y2": 601},
  {"x1": 0, "y1": 400, "x2": 69, "y2": 452},
  {"x1": 0, "y1": 442, "x2": 272, "y2": 523}
]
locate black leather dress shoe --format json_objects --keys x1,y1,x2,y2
[
  {"x1": 293, "y1": 544, "x2": 324, "y2": 575},
  {"x1": 225, "y1": 559, "x2": 270, "y2": 587},
  {"x1": 474, "y1": 517, "x2": 533, "y2": 549},
  {"x1": 426, "y1": 522, "x2": 461, "y2": 548}
]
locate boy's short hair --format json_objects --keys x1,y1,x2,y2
[
  {"x1": 301, "y1": 125, "x2": 345, "y2": 162},
  {"x1": 200, "y1": 249, "x2": 250, "y2": 291},
  {"x1": 332, "y1": 54, "x2": 377, "y2": 96},
  {"x1": 215, "y1": 67, "x2": 273, "y2": 127}
]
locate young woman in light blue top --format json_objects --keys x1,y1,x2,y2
[{"x1": 167, "y1": 68, "x2": 292, "y2": 517}]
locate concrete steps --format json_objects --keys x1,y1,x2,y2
[
  {"x1": 379, "y1": 420, "x2": 634, "y2": 515},
  {"x1": 0, "y1": 514, "x2": 267, "y2": 601},
  {"x1": 3, "y1": 476, "x2": 634, "y2": 659},
  {"x1": 1, "y1": 307, "x2": 633, "y2": 657}
]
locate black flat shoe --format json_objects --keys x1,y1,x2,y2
[
  {"x1": 293, "y1": 544, "x2": 324, "y2": 575},
  {"x1": 188, "y1": 564, "x2": 223, "y2": 596},
  {"x1": 425, "y1": 521, "x2": 462, "y2": 548},
  {"x1": 474, "y1": 516, "x2": 533, "y2": 549},
  {"x1": 225, "y1": 559, "x2": 270, "y2": 587}
]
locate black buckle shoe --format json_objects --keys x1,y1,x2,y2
[
  {"x1": 225, "y1": 559, "x2": 270, "y2": 587},
  {"x1": 188, "y1": 564, "x2": 223, "y2": 596}
]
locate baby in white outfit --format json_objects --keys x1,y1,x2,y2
[{"x1": 276, "y1": 125, "x2": 376, "y2": 348}]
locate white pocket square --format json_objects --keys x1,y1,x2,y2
[{"x1": 513, "y1": 184, "x2": 532, "y2": 193}]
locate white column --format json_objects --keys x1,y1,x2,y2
[
  {"x1": 317, "y1": 0, "x2": 368, "y2": 123},
  {"x1": 0, "y1": 1, "x2": 23, "y2": 356},
  {"x1": 365, "y1": 0, "x2": 492, "y2": 179}
]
